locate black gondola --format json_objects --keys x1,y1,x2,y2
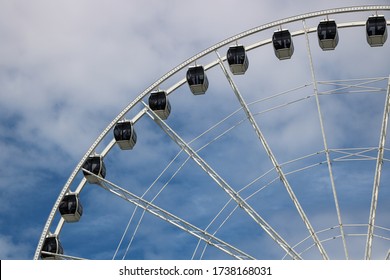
[
  {"x1": 186, "y1": 65, "x2": 209, "y2": 95},
  {"x1": 41, "y1": 235, "x2": 64, "y2": 260},
  {"x1": 317, "y1": 20, "x2": 339, "y2": 50},
  {"x1": 59, "y1": 193, "x2": 83, "y2": 222},
  {"x1": 272, "y1": 29, "x2": 294, "y2": 60},
  {"x1": 114, "y1": 120, "x2": 137, "y2": 150},
  {"x1": 366, "y1": 15, "x2": 388, "y2": 47},
  {"x1": 82, "y1": 155, "x2": 106, "y2": 184},
  {"x1": 227, "y1": 45, "x2": 249, "y2": 75},
  {"x1": 148, "y1": 90, "x2": 171, "y2": 120}
]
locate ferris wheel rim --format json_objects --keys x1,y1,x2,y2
[{"x1": 35, "y1": 5, "x2": 390, "y2": 260}]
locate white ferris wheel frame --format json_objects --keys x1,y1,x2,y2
[{"x1": 35, "y1": 5, "x2": 390, "y2": 260}]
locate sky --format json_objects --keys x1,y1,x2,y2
[{"x1": 0, "y1": 0, "x2": 390, "y2": 260}]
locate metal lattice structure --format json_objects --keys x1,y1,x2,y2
[{"x1": 35, "y1": 5, "x2": 390, "y2": 260}]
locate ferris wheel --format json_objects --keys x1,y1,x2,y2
[{"x1": 35, "y1": 5, "x2": 390, "y2": 260}]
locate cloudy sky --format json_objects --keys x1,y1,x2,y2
[{"x1": 1, "y1": 0, "x2": 389, "y2": 260}]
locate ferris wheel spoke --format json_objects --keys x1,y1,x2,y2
[
  {"x1": 216, "y1": 50, "x2": 329, "y2": 259},
  {"x1": 120, "y1": 109, "x2": 255, "y2": 259},
  {"x1": 365, "y1": 76, "x2": 390, "y2": 260},
  {"x1": 81, "y1": 168, "x2": 254, "y2": 260},
  {"x1": 144, "y1": 103, "x2": 303, "y2": 260},
  {"x1": 303, "y1": 19, "x2": 349, "y2": 259}
]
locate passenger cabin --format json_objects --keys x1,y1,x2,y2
[
  {"x1": 114, "y1": 120, "x2": 137, "y2": 150},
  {"x1": 148, "y1": 90, "x2": 171, "y2": 120},
  {"x1": 82, "y1": 155, "x2": 106, "y2": 184},
  {"x1": 41, "y1": 235, "x2": 63, "y2": 260},
  {"x1": 317, "y1": 20, "x2": 339, "y2": 50},
  {"x1": 227, "y1": 45, "x2": 249, "y2": 75},
  {"x1": 272, "y1": 29, "x2": 294, "y2": 60},
  {"x1": 186, "y1": 65, "x2": 209, "y2": 95},
  {"x1": 366, "y1": 15, "x2": 388, "y2": 47},
  {"x1": 59, "y1": 193, "x2": 83, "y2": 223}
]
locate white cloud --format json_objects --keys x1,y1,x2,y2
[
  {"x1": 0, "y1": 235, "x2": 31, "y2": 259},
  {"x1": 0, "y1": 0, "x2": 389, "y2": 260}
]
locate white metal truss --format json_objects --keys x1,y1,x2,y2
[
  {"x1": 35, "y1": 6, "x2": 390, "y2": 260},
  {"x1": 318, "y1": 77, "x2": 389, "y2": 95},
  {"x1": 331, "y1": 147, "x2": 382, "y2": 162},
  {"x1": 302, "y1": 19, "x2": 348, "y2": 259},
  {"x1": 79, "y1": 169, "x2": 255, "y2": 260},
  {"x1": 215, "y1": 51, "x2": 329, "y2": 259},
  {"x1": 143, "y1": 102, "x2": 303, "y2": 260},
  {"x1": 365, "y1": 77, "x2": 390, "y2": 259},
  {"x1": 287, "y1": 224, "x2": 390, "y2": 260}
]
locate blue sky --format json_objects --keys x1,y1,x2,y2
[{"x1": 1, "y1": 0, "x2": 390, "y2": 260}]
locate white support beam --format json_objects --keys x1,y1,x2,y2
[
  {"x1": 82, "y1": 169, "x2": 255, "y2": 260},
  {"x1": 144, "y1": 103, "x2": 302, "y2": 260},
  {"x1": 365, "y1": 77, "x2": 390, "y2": 260},
  {"x1": 302, "y1": 19, "x2": 348, "y2": 259},
  {"x1": 215, "y1": 51, "x2": 329, "y2": 260}
]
